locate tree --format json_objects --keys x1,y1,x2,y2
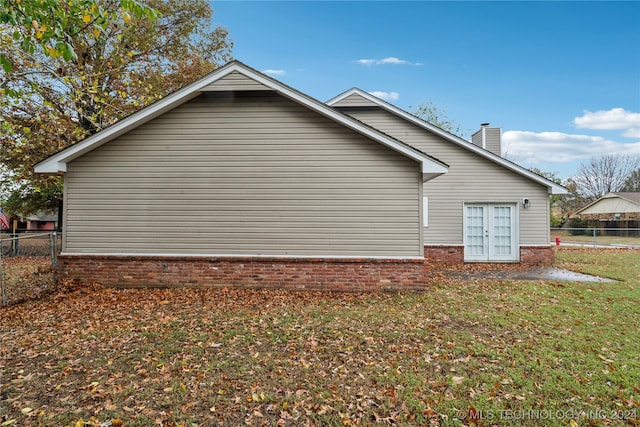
[
  {"x1": 621, "y1": 168, "x2": 640, "y2": 192},
  {"x1": 528, "y1": 167, "x2": 586, "y2": 226},
  {"x1": 0, "y1": 0, "x2": 233, "y2": 216},
  {"x1": 413, "y1": 101, "x2": 464, "y2": 136},
  {"x1": 0, "y1": 0, "x2": 158, "y2": 72},
  {"x1": 3, "y1": 180, "x2": 63, "y2": 217},
  {"x1": 571, "y1": 154, "x2": 640, "y2": 202},
  {"x1": 550, "y1": 177, "x2": 589, "y2": 225}
]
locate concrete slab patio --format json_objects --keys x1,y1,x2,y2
[{"x1": 445, "y1": 266, "x2": 616, "y2": 283}]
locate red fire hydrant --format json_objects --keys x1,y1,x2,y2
[{"x1": 555, "y1": 236, "x2": 561, "y2": 246}]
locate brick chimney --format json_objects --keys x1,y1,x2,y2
[{"x1": 471, "y1": 123, "x2": 502, "y2": 156}]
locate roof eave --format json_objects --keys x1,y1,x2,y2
[
  {"x1": 34, "y1": 161, "x2": 67, "y2": 174},
  {"x1": 34, "y1": 61, "x2": 449, "y2": 177},
  {"x1": 548, "y1": 183, "x2": 569, "y2": 195},
  {"x1": 226, "y1": 65, "x2": 449, "y2": 175},
  {"x1": 33, "y1": 62, "x2": 249, "y2": 174},
  {"x1": 421, "y1": 162, "x2": 448, "y2": 182},
  {"x1": 575, "y1": 192, "x2": 640, "y2": 215},
  {"x1": 328, "y1": 88, "x2": 569, "y2": 195}
]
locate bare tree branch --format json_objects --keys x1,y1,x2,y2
[{"x1": 572, "y1": 154, "x2": 640, "y2": 201}]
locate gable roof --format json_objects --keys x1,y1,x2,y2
[
  {"x1": 34, "y1": 61, "x2": 448, "y2": 180},
  {"x1": 327, "y1": 88, "x2": 567, "y2": 195},
  {"x1": 613, "y1": 192, "x2": 640, "y2": 204},
  {"x1": 575, "y1": 192, "x2": 640, "y2": 215}
]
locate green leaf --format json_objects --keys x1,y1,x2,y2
[
  {"x1": 59, "y1": 42, "x2": 77, "y2": 61},
  {"x1": 0, "y1": 54, "x2": 12, "y2": 72},
  {"x1": 20, "y1": 38, "x2": 35, "y2": 54}
]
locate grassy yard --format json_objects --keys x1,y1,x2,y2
[
  {"x1": 551, "y1": 230, "x2": 640, "y2": 247},
  {"x1": 1, "y1": 256, "x2": 56, "y2": 306},
  {"x1": 1, "y1": 248, "x2": 638, "y2": 426}
]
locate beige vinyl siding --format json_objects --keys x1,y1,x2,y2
[
  {"x1": 484, "y1": 128, "x2": 502, "y2": 156},
  {"x1": 471, "y1": 127, "x2": 501, "y2": 155},
  {"x1": 203, "y1": 71, "x2": 272, "y2": 91},
  {"x1": 330, "y1": 93, "x2": 380, "y2": 108},
  {"x1": 63, "y1": 91, "x2": 422, "y2": 256},
  {"x1": 341, "y1": 109, "x2": 550, "y2": 246},
  {"x1": 579, "y1": 196, "x2": 640, "y2": 215}
]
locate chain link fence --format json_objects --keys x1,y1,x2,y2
[
  {"x1": 0, "y1": 231, "x2": 61, "y2": 306},
  {"x1": 551, "y1": 228, "x2": 640, "y2": 248}
]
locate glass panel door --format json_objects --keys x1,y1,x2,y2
[
  {"x1": 465, "y1": 203, "x2": 518, "y2": 262},
  {"x1": 489, "y1": 205, "x2": 516, "y2": 261},
  {"x1": 464, "y1": 205, "x2": 487, "y2": 261}
]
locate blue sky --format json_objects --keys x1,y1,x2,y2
[{"x1": 212, "y1": 1, "x2": 640, "y2": 180}]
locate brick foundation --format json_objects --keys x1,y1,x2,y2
[
  {"x1": 519, "y1": 246, "x2": 554, "y2": 265},
  {"x1": 423, "y1": 245, "x2": 554, "y2": 265},
  {"x1": 423, "y1": 245, "x2": 464, "y2": 263},
  {"x1": 57, "y1": 255, "x2": 434, "y2": 291}
]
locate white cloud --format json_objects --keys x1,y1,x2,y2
[
  {"x1": 502, "y1": 130, "x2": 640, "y2": 164},
  {"x1": 262, "y1": 69, "x2": 286, "y2": 76},
  {"x1": 574, "y1": 108, "x2": 640, "y2": 138},
  {"x1": 368, "y1": 91, "x2": 399, "y2": 101},
  {"x1": 356, "y1": 57, "x2": 419, "y2": 66},
  {"x1": 623, "y1": 127, "x2": 640, "y2": 138},
  {"x1": 379, "y1": 57, "x2": 408, "y2": 65}
]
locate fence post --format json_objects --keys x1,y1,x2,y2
[
  {"x1": 593, "y1": 228, "x2": 596, "y2": 248},
  {"x1": 50, "y1": 232, "x2": 58, "y2": 286},
  {"x1": 1, "y1": 238, "x2": 6, "y2": 306},
  {"x1": 10, "y1": 233, "x2": 18, "y2": 256},
  {"x1": 50, "y1": 231, "x2": 58, "y2": 267}
]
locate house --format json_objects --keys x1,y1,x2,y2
[
  {"x1": 25, "y1": 212, "x2": 58, "y2": 231},
  {"x1": 34, "y1": 61, "x2": 564, "y2": 291},
  {"x1": 574, "y1": 192, "x2": 640, "y2": 236},
  {"x1": 327, "y1": 89, "x2": 566, "y2": 263},
  {"x1": 34, "y1": 61, "x2": 448, "y2": 290}
]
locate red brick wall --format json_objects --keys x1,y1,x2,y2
[
  {"x1": 519, "y1": 246, "x2": 554, "y2": 265},
  {"x1": 424, "y1": 245, "x2": 554, "y2": 265},
  {"x1": 423, "y1": 246, "x2": 464, "y2": 263},
  {"x1": 57, "y1": 255, "x2": 434, "y2": 291}
]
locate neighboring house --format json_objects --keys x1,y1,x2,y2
[
  {"x1": 26, "y1": 212, "x2": 58, "y2": 231},
  {"x1": 327, "y1": 89, "x2": 566, "y2": 264},
  {"x1": 575, "y1": 192, "x2": 640, "y2": 236},
  {"x1": 34, "y1": 61, "x2": 565, "y2": 290}
]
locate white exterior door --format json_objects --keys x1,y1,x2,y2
[{"x1": 464, "y1": 204, "x2": 518, "y2": 262}]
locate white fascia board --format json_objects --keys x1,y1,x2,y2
[
  {"x1": 234, "y1": 66, "x2": 449, "y2": 176},
  {"x1": 328, "y1": 89, "x2": 568, "y2": 195},
  {"x1": 34, "y1": 161, "x2": 66, "y2": 174},
  {"x1": 35, "y1": 61, "x2": 448, "y2": 176},
  {"x1": 35, "y1": 63, "x2": 246, "y2": 173},
  {"x1": 34, "y1": 92, "x2": 200, "y2": 173}
]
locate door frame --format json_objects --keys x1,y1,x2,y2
[{"x1": 463, "y1": 202, "x2": 519, "y2": 262}]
